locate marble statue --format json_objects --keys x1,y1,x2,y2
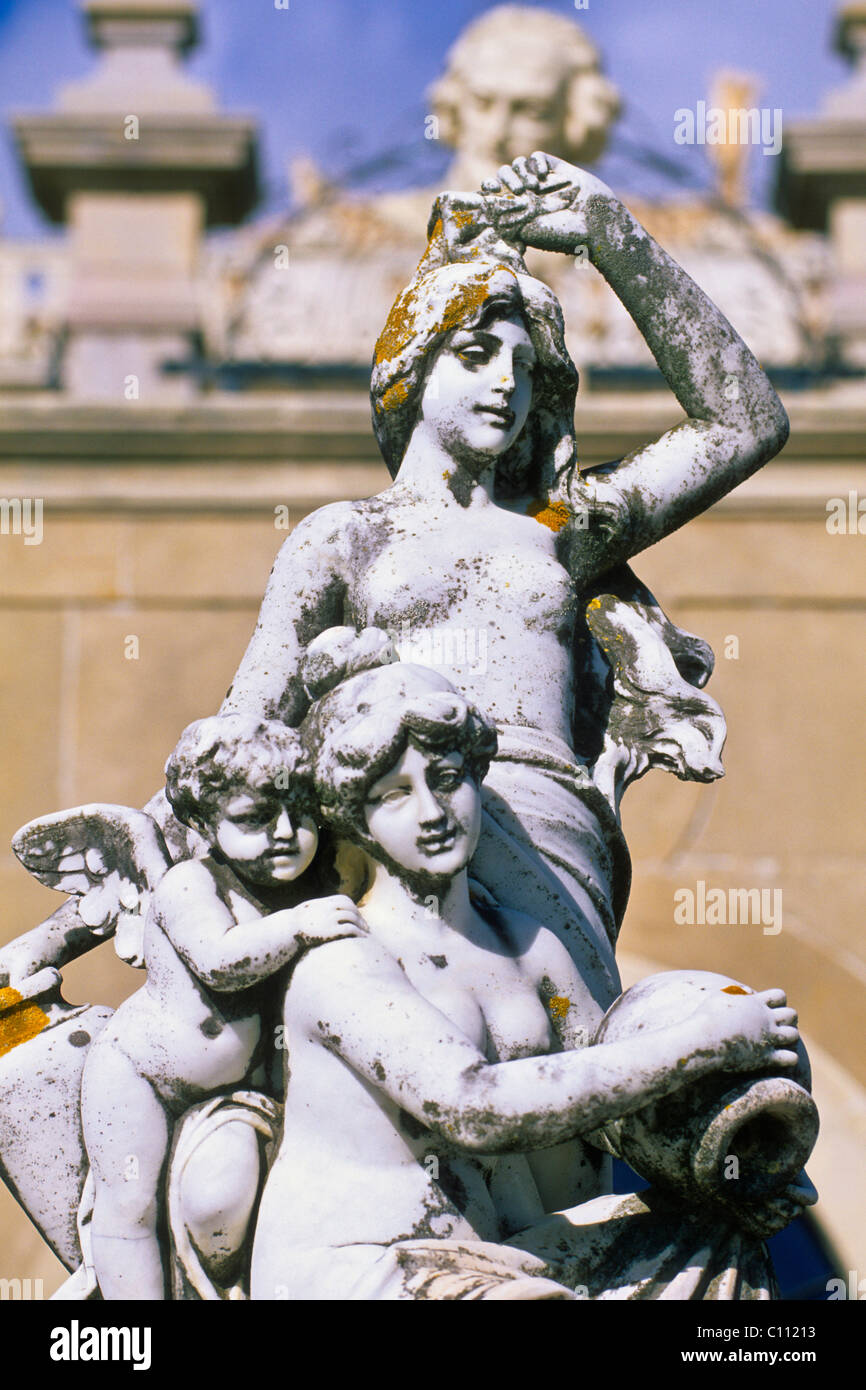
[
  {"x1": 11, "y1": 717, "x2": 364, "y2": 1299},
  {"x1": 0, "y1": 153, "x2": 817, "y2": 1300},
  {"x1": 249, "y1": 629, "x2": 814, "y2": 1300}
]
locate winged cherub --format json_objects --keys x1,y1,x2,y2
[{"x1": 13, "y1": 712, "x2": 364, "y2": 1299}]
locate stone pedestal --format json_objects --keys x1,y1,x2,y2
[{"x1": 11, "y1": 1, "x2": 258, "y2": 400}]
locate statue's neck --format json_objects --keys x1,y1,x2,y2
[
  {"x1": 395, "y1": 425, "x2": 497, "y2": 508},
  {"x1": 360, "y1": 860, "x2": 476, "y2": 942}
]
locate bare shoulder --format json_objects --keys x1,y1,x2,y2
[
  {"x1": 278, "y1": 498, "x2": 368, "y2": 560},
  {"x1": 288, "y1": 934, "x2": 405, "y2": 1014},
  {"x1": 150, "y1": 856, "x2": 224, "y2": 919}
]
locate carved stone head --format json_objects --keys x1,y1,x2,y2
[
  {"x1": 164, "y1": 713, "x2": 319, "y2": 885},
  {"x1": 300, "y1": 628, "x2": 497, "y2": 891},
  {"x1": 430, "y1": 5, "x2": 620, "y2": 187},
  {"x1": 372, "y1": 200, "x2": 579, "y2": 498}
]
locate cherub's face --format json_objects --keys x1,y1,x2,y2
[
  {"x1": 363, "y1": 744, "x2": 481, "y2": 882},
  {"x1": 418, "y1": 314, "x2": 535, "y2": 473},
  {"x1": 212, "y1": 786, "x2": 318, "y2": 886}
]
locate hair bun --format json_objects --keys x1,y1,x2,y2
[{"x1": 302, "y1": 626, "x2": 396, "y2": 701}]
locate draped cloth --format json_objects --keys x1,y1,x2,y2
[
  {"x1": 470, "y1": 724, "x2": 630, "y2": 1009},
  {"x1": 323, "y1": 1190, "x2": 773, "y2": 1301},
  {"x1": 167, "y1": 1090, "x2": 281, "y2": 1301}
]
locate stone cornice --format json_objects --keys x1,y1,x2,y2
[
  {"x1": 12, "y1": 114, "x2": 258, "y2": 225},
  {"x1": 0, "y1": 393, "x2": 861, "y2": 513}
]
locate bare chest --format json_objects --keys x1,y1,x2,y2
[
  {"x1": 397, "y1": 947, "x2": 557, "y2": 1063},
  {"x1": 350, "y1": 509, "x2": 577, "y2": 638}
]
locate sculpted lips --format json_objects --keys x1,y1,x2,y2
[
  {"x1": 417, "y1": 829, "x2": 458, "y2": 855},
  {"x1": 473, "y1": 403, "x2": 515, "y2": 428}
]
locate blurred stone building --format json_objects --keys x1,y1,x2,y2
[{"x1": 0, "y1": 0, "x2": 864, "y2": 1295}]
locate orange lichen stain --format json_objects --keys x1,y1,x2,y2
[
  {"x1": 548, "y1": 995, "x2": 571, "y2": 1021},
  {"x1": 721, "y1": 985, "x2": 749, "y2": 995},
  {"x1": 0, "y1": 986, "x2": 49, "y2": 1058},
  {"x1": 373, "y1": 290, "x2": 418, "y2": 368},
  {"x1": 528, "y1": 497, "x2": 572, "y2": 533},
  {"x1": 431, "y1": 271, "x2": 502, "y2": 339},
  {"x1": 374, "y1": 264, "x2": 507, "y2": 371},
  {"x1": 379, "y1": 378, "x2": 411, "y2": 412}
]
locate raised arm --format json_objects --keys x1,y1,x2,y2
[
  {"x1": 484, "y1": 154, "x2": 790, "y2": 572},
  {"x1": 220, "y1": 501, "x2": 355, "y2": 723},
  {"x1": 155, "y1": 863, "x2": 365, "y2": 992},
  {"x1": 290, "y1": 935, "x2": 798, "y2": 1154}
]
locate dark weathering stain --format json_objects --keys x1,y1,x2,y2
[
  {"x1": 373, "y1": 1058, "x2": 387, "y2": 1081},
  {"x1": 436, "y1": 1163, "x2": 468, "y2": 1214},
  {"x1": 446, "y1": 468, "x2": 475, "y2": 509},
  {"x1": 399, "y1": 1108, "x2": 427, "y2": 1141},
  {"x1": 294, "y1": 572, "x2": 346, "y2": 647},
  {"x1": 199, "y1": 1016, "x2": 223, "y2": 1039},
  {"x1": 427, "y1": 954, "x2": 448, "y2": 970}
]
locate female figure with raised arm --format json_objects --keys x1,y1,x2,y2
[
  {"x1": 249, "y1": 633, "x2": 809, "y2": 1302},
  {"x1": 218, "y1": 152, "x2": 783, "y2": 1006},
  {"x1": 1, "y1": 151, "x2": 786, "y2": 1055}
]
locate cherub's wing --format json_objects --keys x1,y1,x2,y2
[{"x1": 12, "y1": 805, "x2": 173, "y2": 968}]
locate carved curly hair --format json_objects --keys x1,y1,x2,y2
[
  {"x1": 164, "y1": 713, "x2": 315, "y2": 833},
  {"x1": 299, "y1": 628, "x2": 498, "y2": 848}
]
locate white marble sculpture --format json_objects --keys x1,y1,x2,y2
[{"x1": 0, "y1": 154, "x2": 818, "y2": 1300}]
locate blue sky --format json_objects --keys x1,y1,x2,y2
[{"x1": 0, "y1": 0, "x2": 848, "y2": 239}]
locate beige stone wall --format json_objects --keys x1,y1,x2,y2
[{"x1": 0, "y1": 392, "x2": 864, "y2": 1290}]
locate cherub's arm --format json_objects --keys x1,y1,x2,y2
[
  {"x1": 484, "y1": 154, "x2": 789, "y2": 576},
  {"x1": 156, "y1": 862, "x2": 364, "y2": 992},
  {"x1": 219, "y1": 502, "x2": 354, "y2": 723},
  {"x1": 289, "y1": 935, "x2": 798, "y2": 1154}
]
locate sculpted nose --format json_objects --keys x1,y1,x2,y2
[
  {"x1": 416, "y1": 780, "x2": 446, "y2": 826},
  {"x1": 274, "y1": 807, "x2": 294, "y2": 840},
  {"x1": 494, "y1": 359, "x2": 516, "y2": 394}
]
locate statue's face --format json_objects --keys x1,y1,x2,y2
[
  {"x1": 418, "y1": 313, "x2": 535, "y2": 470},
  {"x1": 462, "y1": 66, "x2": 567, "y2": 167},
  {"x1": 363, "y1": 744, "x2": 481, "y2": 882},
  {"x1": 214, "y1": 789, "x2": 318, "y2": 885},
  {"x1": 455, "y1": 51, "x2": 618, "y2": 168}
]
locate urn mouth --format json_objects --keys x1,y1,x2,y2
[{"x1": 690, "y1": 1077, "x2": 819, "y2": 1202}]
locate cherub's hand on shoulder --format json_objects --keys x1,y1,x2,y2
[{"x1": 289, "y1": 895, "x2": 367, "y2": 947}]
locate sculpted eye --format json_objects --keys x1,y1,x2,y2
[
  {"x1": 433, "y1": 769, "x2": 463, "y2": 790},
  {"x1": 457, "y1": 347, "x2": 488, "y2": 366},
  {"x1": 233, "y1": 808, "x2": 273, "y2": 827},
  {"x1": 378, "y1": 786, "x2": 409, "y2": 805}
]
